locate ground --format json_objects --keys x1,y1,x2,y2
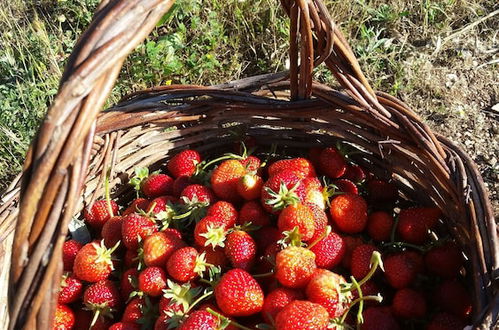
[{"x1": 0, "y1": 0, "x2": 497, "y2": 212}]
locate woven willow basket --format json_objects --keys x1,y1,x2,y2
[{"x1": 0, "y1": 0, "x2": 497, "y2": 328}]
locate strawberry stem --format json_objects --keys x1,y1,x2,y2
[
  {"x1": 206, "y1": 308, "x2": 253, "y2": 330},
  {"x1": 184, "y1": 291, "x2": 214, "y2": 314},
  {"x1": 341, "y1": 251, "x2": 383, "y2": 293},
  {"x1": 307, "y1": 226, "x2": 331, "y2": 250}
]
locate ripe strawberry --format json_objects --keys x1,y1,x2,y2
[
  {"x1": 63, "y1": 239, "x2": 83, "y2": 271},
  {"x1": 167, "y1": 149, "x2": 202, "y2": 178},
  {"x1": 341, "y1": 235, "x2": 364, "y2": 269},
  {"x1": 367, "y1": 211, "x2": 394, "y2": 242},
  {"x1": 120, "y1": 268, "x2": 138, "y2": 301},
  {"x1": 143, "y1": 231, "x2": 186, "y2": 267},
  {"x1": 124, "y1": 249, "x2": 139, "y2": 269},
  {"x1": 367, "y1": 179, "x2": 398, "y2": 204},
  {"x1": 84, "y1": 199, "x2": 119, "y2": 230},
  {"x1": 109, "y1": 322, "x2": 140, "y2": 330},
  {"x1": 53, "y1": 304, "x2": 75, "y2": 330},
  {"x1": 433, "y1": 279, "x2": 472, "y2": 319},
  {"x1": 392, "y1": 288, "x2": 427, "y2": 319},
  {"x1": 261, "y1": 170, "x2": 305, "y2": 214},
  {"x1": 275, "y1": 246, "x2": 317, "y2": 288},
  {"x1": 214, "y1": 269, "x2": 264, "y2": 317},
  {"x1": 84, "y1": 280, "x2": 121, "y2": 320},
  {"x1": 319, "y1": 147, "x2": 347, "y2": 178},
  {"x1": 122, "y1": 297, "x2": 144, "y2": 323},
  {"x1": 306, "y1": 202, "x2": 328, "y2": 243},
  {"x1": 310, "y1": 231, "x2": 345, "y2": 269},
  {"x1": 211, "y1": 159, "x2": 246, "y2": 202},
  {"x1": 224, "y1": 230, "x2": 257, "y2": 271},
  {"x1": 177, "y1": 310, "x2": 218, "y2": 330},
  {"x1": 194, "y1": 215, "x2": 230, "y2": 248},
  {"x1": 330, "y1": 193, "x2": 368, "y2": 234},
  {"x1": 396, "y1": 207, "x2": 441, "y2": 244},
  {"x1": 302, "y1": 177, "x2": 325, "y2": 209},
  {"x1": 58, "y1": 273, "x2": 83, "y2": 304},
  {"x1": 138, "y1": 266, "x2": 167, "y2": 297},
  {"x1": 383, "y1": 252, "x2": 417, "y2": 289},
  {"x1": 237, "y1": 173, "x2": 264, "y2": 200},
  {"x1": 261, "y1": 288, "x2": 303, "y2": 323},
  {"x1": 123, "y1": 198, "x2": 150, "y2": 216},
  {"x1": 342, "y1": 164, "x2": 366, "y2": 184},
  {"x1": 425, "y1": 242, "x2": 463, "y2": 278},
  {"x1": 163, "y1": 228, "x2": 182, "y2": 240},
  {"x1": 149, "y1": 195, "x2": 177, "y2": 215},
  {"x1": 140, "y1": 173, "x2": 174, "y2": 198},
  {"x1": 403, "y1": 250, "x2": 425, "y2": 273},
  {"x1": 427, "y1": 313, "x2": 466, "y2": 330},
  {"x1": 172, "y1": 175, "x2": 192, "y2": 197},
  {"x1": 167, "y1": 247, "x2": 208, "y2": 282},
  {"x1": 350, "y1": 244, "x2": 378, "y2": 280},
  {"x1": 199, "y1": 245, "x2": 229, "y2": 269},
  {"x1": 275, "y1": 300, "x2": 329, "y2": 330},
  {"x1": 277, "y1": 203, "x2": 315, "y2": 242},
  {"x1": 333, "y1": 179, "x2": 358, "y2": 194},
  {"x1": 306, "y1": 269, "x2": 352, "y2": 318},
  {"x1": 253, "y1": 226, "x2": 281, "y2": 253},
  {"x1": 73, "y1": 240, "x2": 117, "y2": 282},
  {"x1": 361, "y1": 307, "x2": 400, "y2": 330},
  {"x1": 180, "y1": 184, "x2": 216, "y2": 205},
  {"x1": 121, "y1": 213, "x2": 158, "y2": 250},
  {"x1": 73, "y1": 310, "x2": 112, "y2": 330},
  {"x1": 268, "y1": 157, "x2": 316, "y2": 179},
  {"x1": 101, "y1": 216, "x2": 123, "y2": 248},
  {"x1": 206, "y1": 201, "x2": 238, "y2": 227},
  {"x1": 238, "y1": 200, "x2": 270, "y2": 227},
  {"x1": 240, "y1": 155, "x2": 262, "y2": 174}
]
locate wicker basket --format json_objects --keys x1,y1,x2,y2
[{"x1": 0, "y1": 0, "x2": 497, "y2": 328}]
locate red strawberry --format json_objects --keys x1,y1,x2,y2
[
  {"x1": 120, "y1": 268, "x2": 138, "y2": 301},
  {"x1": 73, "y1": 310, "x2": 111, "y2": 330},
  {"x1": 310, "y1": 231, "x2": 346, "y2": 269},
  {"x1": 167, "y1": 247, "x2": 208, "y2": 282},
  {"x1": 238, "y1": 200, "x2": 270, "y2": 227},
  {"x1": 123, "y1": 198, "x2": 150, "y2": 216},
  {"x1": 101, "y1": 216, "x2": 123, "y2": 248},
  {"x1": 330, "y1": 193, "x2": 368, "y2": 234},
  {"x1": 403, "y1": 250, "x2": 425, "y2": 273},
  {"x1": 308, "y1": 147, "x2": 322, "y2": 167},
  {"x1": 53, "y1": 304, "x2": 75, "y2": 330},
  {"x1": 261, "y1": 170, "x2": 305, "y2": 214},
  {"x1": 138, "y1": 266, "x2": 167, "y2": 297},
  {"x1": 149, "y1": 195, "x2": 177, "y2": 215},
  {"x1": 275, "y1": 246, "x2": 317, "y2": 288},
  {"x1": 172, "y1": 175, "x2": 192, "y2": 197},
  {"x1": 333, "y1": 179, "x2": 358, "y2": 194},
  {"x1": 206, "y1": 201, "x2": 238, "y2": 227},
  {"x1": 392, "y1": 288, "x2": 427, "y2": 319},
  {"x1": 341, "y1": 235, "x2": 364, "y2": 269},
  {"x1": 302, "y1": 177, "x2": 325, "y2": 209},
  {"x1": 425, "y1": 242, "x2": 463, "y2": 278},
  {"x1": 63, "y1": 239, "x2": 83, "y2": 271},
  {"x1": 124, "y1": 249, "x2": 139, "y2": 269},
  {"x1": 367, "y1": 211, "x2": 394, "y2": 242},
  {"x1": 396, "y1": 207, "x2": 441, "y2": 244},
  {"x1": 122, "y1": 297, "x2": 144, "y2": 323},
  {"x1": 350, "y1": 244, "x2": 378, "y2": 280},
  {"x1": 177, "y1": 310, "x2": 218, "y2": 330},
  {"x1": 163, "y1": 228, "x2": 182, "y2": 240},
  {"x1": 306, "y1": 203, "x2": 328, "y2": 243},
  {"x1": 306, "y1": 269, "x2": 352, "y2": 318},
  {"x1": 367, "y1": 179, "x2": 398, "y2": 204},
  {"x1": 167, "y1": 149, "x2": 202, "y2": 178},
  {"x1": 73, "y1": 240, "x2": 117, "y2": 282},
  {"x1": 141, "y1": 173, "x2": 174, "y2": 198},
  {"x1": 384, "y1": 252, "x2": 418, "y2": 289},
  {"x1": 319, "y1": 147, "x2": 347, "y2": 178},
  {"x1": 199, "y1": 245, "x2": 229, "y2": 269},
  {"x1": 83, "y1": 280, "x2": 121, "y2": 321},
  {"x1": 342, "y1": 164, "x2": 366, "y2": 184},
  {"x1": 433, "y1": 279, "x2": 472, "y2": 319},
  {"x1": 214, "y1": 269, "x2": 264, "y2": 317},
  {"x1": 121, "y1": 213, "x2": 158, "y2": 250},
  {"x1": 84, "y1": 199, "x2": 119, "y2": 230},
  {"x1": 180, "y1": 184, "x2": 216, "y2": 205},
  {"x1": 427, "y1": 313, "x2": 466, "y2": 330},
  {"x1": 240, "y1": 155, "x2": 262, "y2": 174},
  {"x1": 261, "y1": 288, "x2": 303, "y2": 323},
  {"x1": 237, "y1": 173, "x2": 264, "y2": 200},
  {"x1": 253, "y1": 226, "x2": 281, "y2": 253},
  {"x1": 194, "y1": 215, "x2": 230, "y2": 248},
  {"x1": 58, "y1": 274, "x2": 83, "y2": 304},
  {"x1": 210, "y1": 159, "x2": 246, "y2": 202},
  {"x1": 361, "y1": 307, "x2": 400, "y2": 330},
  {"x1": 224, "y1": 230, "x2": 257, "y2": 271},
  {"x1": 143, "y1": 231, "x2": 186, "y2": 267},
  {"x1": 109, "y1": 322, "x2": 140, "y2": 330},
  {"x1": 277, "y1": 203, "x2": 315, "y2": 242},
  {"x1": 275, "y1": 300, "x2": 329, "y2": 330},
  {"x1": 268, "y1": 158, "x2": 316, "y2": 179}
]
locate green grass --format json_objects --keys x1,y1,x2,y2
[{"x1": 1, "y1": 0, "x2": 498, "y2": 195}]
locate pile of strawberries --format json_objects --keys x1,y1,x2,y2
[{"x1": 54, "y1": 141, "x2": 472, "y2": 330}]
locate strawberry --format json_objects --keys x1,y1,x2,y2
[
  {"x1": 253, "y1": 226, "x2": 281, "y2": 253},
  {"x1": 194, "y1": 215, "x2": 230, "y2": 248},
  {"x1": 351, "y1": 281, "x2": 382, "y2": 307},
  {"x1": 73, "y1": 310, "x2": 112, "y2": 330},
  {"x1": 350, "y1": 244, "x2": 378, "y2": 280},
  {"x1": 275, "y1": 300, "x2": 329, "y2": 330},
  {"x1": 308, "y1": 147, "x2": 322, "y2": 167},
  {"x1": 199, "y1": 245, "x2": 229, "y2": 269},
  {"x1": 123, "y1": 198, "x2": 150, "y2": 216},
  {"x1": 425, "y1": 242, "x2": 463, "y2": 278},
  {"x1": 149, "y1": 195, "x2": 177, "y2": 215},
  {"x1": 181, "y1": 184, "x2": 216, "y2": 204},
  {"x1": 261, "y1": 170, "x2": 305, "y2": 214},
  {"x1": 330, "y1": 193, "x2": 368, "y2": 234},
  {"x1": 73, "y1": 240, "x2": 117, "y2": 282},
  {"x1": 101, "y1": 216, "x2": 123, "y2": 248},
  {"x1": 361, "y1": 307, "x2": 400, "y2": 330},
  {"x1": 367, "y1": 179, "x2": 398, "y2": 204},
  {"x1": 275, "y1": 246, "x2": 316, "y2": 288},
  {"x1": 396, "y1": 207, "x2": 441, "y2": 244},
  {"x1": 433, "y1": 279, "x2": 472, "y2": 319},
  {"x1": 109, "y1": 322, "x2": 140, "y2": 330},
  {"x1": 342, "y1": 164, "x2": 366, "y2": 184},
  {"x1": 306, "y1": 269, "x2": 352, "y2": 318},
  {"x1": 224, "y1": 230, "x2": 257, "y2": 271},
  {"x1": 142, "y1": 231, "x2": 186, "y2": 267},
  {"x1": 240, "y1": 155, "x2": 262, "y2": 174},
  {"x1": 333, "y1": 178, "x2": 358, "y2": 194},
  {"x1": 367, "y1": 211, "x2": 394, "y2": 242},
  {"x1": 122, "y1": 297, "x2": 144, "y2": 323},
  {"x1": 214, "y1": 269, "x2": 264, "y2": 317},
  {"x1": 84, "y1": 199, "x2": 119, "y2": 230},
  {"x1": 310, "y1": 231, "x2": 345, "y2": 269},
  {"x1": 302, "y1": 177, "x2": 326, "y2": 209},
  {"x1": 172, "y1": 175, "x2": 192, "y2": 197},
  {"x1": 166, "y1": 247, "x2": 208, "y2": 282},
  {"x1": 392, "y1": 288, "x2": 427, "y2": 319},
  {"x1": 83, "y1": 280, "x2": 121, "y2": 321},
  {"x1": 268, "y1": 157, "x2": 316, "y2": 179},
  {"x1": 141, "y1": 173, "x2": 174, "y2": 198},
  {"x1": 63, "y1": 239, "x2": 83, "y2": 271},
  {"x1": 306, "y1": 202, "x2": 328, "y2": 243},
  {"x1": 138, "y1": 266, "x2": 167, "y2": 297},
  {"x1": 167, "y1": 149, "x2": 202, "y2": 178},
  {"x1": 58, "y1": 273, "x2": 83, "y2": 304},
  {"x1": 206, "y1": 201, "x2": 238, "y2": 227},
  {"x1": 124, "y1": 249, "x2": 139, "y2": 269},
  {"x1": 177, "y1": 310, "x2": 218, "y2": 330},
  {"x1": 319, "y1": 147, "x2": 347, "y2": 178},
  {"x1": 211, "y1": 159, "x2": 246, "y2": 202},
  {"x1": 237, "y1": 173, "x2": 264, "y2": 200},
  {"x1": 121, "y1": 213, "x2": 158, "y2": 250},
  {"x1": 341, "y1": 235, "x2": 364, "y2": 269},
  {"x1": 261, "y1": 288, "x2": 303, "y2": 323},
  {"x1": 384, "y1": 252, "x2": 417, "y2": 289},
  {"x1": 237, "y1": 200, "x2": 270, "y2": 227},
  {"x1": 163, "y1": 228, "x2": 182, "y2": 240},
  {"x1": 120, "y1": 268, "x2": 138, "y2": 301},
  {"x1": 427, "y1": 313, "x2": 466, "y2": 330},
  {"x1": 277, "y1": 203, "x2": 315, "y2": 242},
  {"x1": 53, "y1": 304, "x2": 75, "y2": 330},
  {"x1": 403, "y1": 250, "x2": 425, "y2": 273}
]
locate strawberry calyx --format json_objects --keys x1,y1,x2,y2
[
  {"x1": 93, "y1": 240, "x2": 120, "y2": 270},
  {"x1": 193, "y1": 252, "x2": 213, "y2": 275},
  {"x1": 163, "y1": 279, "x2": 203, "y2": 312},
  {"x1": 175, "y1": 196, "x2": 209, "y2": 225},
  {"x1": 277, "y1": 226, "x2": 304, "y2": 249},
  {"x1": 85, "y1": 302, "x2": 115, "y2": 327},
  {"x1": 264, "y1": 182, "x2": 301, "y2": 211},
  {"x1": 200, "y1": 224, "x2": 228, "y2": 249},
  {"x1": 206, "y1": 307, "x2": 253, "y2": 330}
]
